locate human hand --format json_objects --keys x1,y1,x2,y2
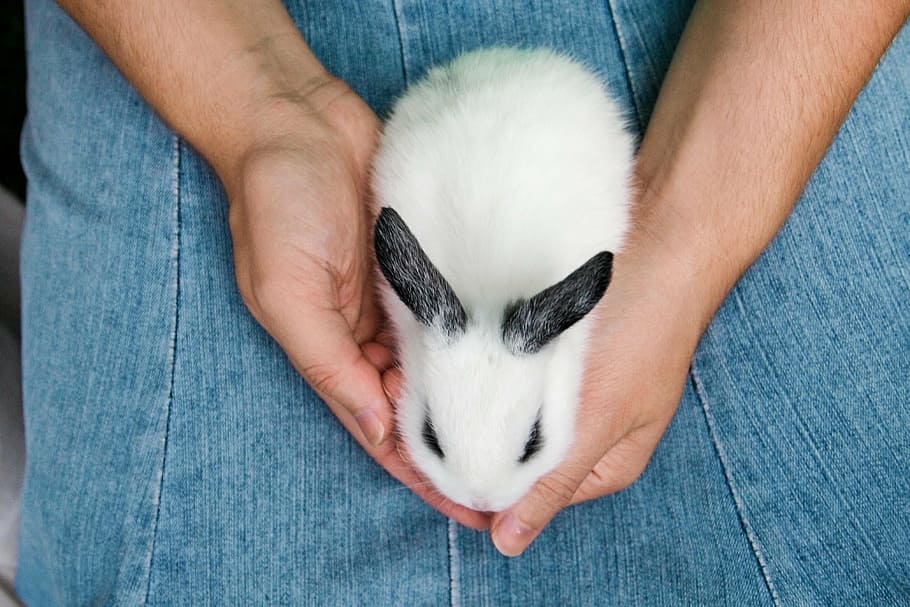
[
  {"x1": 225, "y1": 77, "x2": 490, "y2": 530},
  {"x1": 488, "y1": 218, "x2": 709, "y2": 555}
]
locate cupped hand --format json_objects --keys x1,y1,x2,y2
[
  {"x1": 224, "y1": 77, "x2": 489, "y2": 530},
  {"x1": 489, "y1": 225, "x2": 709, "y2": 555}
]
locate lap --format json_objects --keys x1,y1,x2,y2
[
  {"x1": 17, "y1": 0, "x2": 907, "y2": 604},
  {"x1": 690, "y1": 21, "x2": 910, "y2": 604}
]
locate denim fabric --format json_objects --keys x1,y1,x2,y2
[{"x1": 17, "y1": 0, "x2": 910, "y2": 604}]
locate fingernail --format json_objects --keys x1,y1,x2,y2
[
  {"x1": 492, "y1": 513, "x2": 533, "y2": 557},
  {"x1": 356, "y1": 409, "x2": 385, "y2": 446}
]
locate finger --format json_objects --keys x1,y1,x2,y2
[
  {"x1": 490, "y1": 463, "x2": 591, "y2": 557},
  {"x1": 398, "y1": 472, "x2": 492, "y2": 531},
  {"x1": 489, "y1": 406, "x2": 654, "y2": 554},
  {"x1": 385, "y1": 441, "x2": 491, "y2": 530},
  {"x1": 348, "y1": 242, "x2": 385, "y2": 344},
  {"x1": 268, "y1": 299, "x2": 486, "y2": 527},
  {"x1": 273, "y1": 303, "x2": 393, "y2": 446},
  {"x1": 372, "y1": 324, "x2": 397, "y2": 350},
  {"x1": 381, "y1": 367, "x2": 404, "y2": 404},
  {"x1": 362, "y1": 341, "x2": 395, "y2": 371},
  {"x1": 570, "y1": 425, "x2": 663, "y2": 505},
  {"x1": 487, "y1": 391, "x2": 622, "y2": 556},
  {"x1": 351, "y1": 273, "x2": 382, "y2": 344},
  {"x1": 323, "y1": 397, "x2": 490, "y2": 529}
]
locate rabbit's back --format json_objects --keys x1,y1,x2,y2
[{"x1": 374, "y1": 48, "x2": 633, "y2": 314}]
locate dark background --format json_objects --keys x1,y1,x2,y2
[{"x1": 2, "y1": 3, "x2": 27, "y2": 199}]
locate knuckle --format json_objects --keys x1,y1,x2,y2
[
  {"x1": 299, "y1": 361, "x2": 346, "y2": 404},
  {"x1": 535, "y1": 471, "x2": 579, "y2": 509},
  {"x1": 589, "y1": 459, "x2": 636, "y2": 494}
]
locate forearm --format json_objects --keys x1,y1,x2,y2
[
  {"x1": 631, "y1": 1, "x2": 909, "y2": 334},
  {"x1": 57, "y1": 0, "x2": 331, "y2": 184}
]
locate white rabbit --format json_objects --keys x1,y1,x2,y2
[{"x1": 372, "y1": 48, "x2": 633, "y2": 512}]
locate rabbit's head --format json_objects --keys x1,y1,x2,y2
[{"x1": 374, "y1": 208, "x2": 613, "y2": 511}]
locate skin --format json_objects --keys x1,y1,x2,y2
[{"x1": 58, "y1": 0, "x2": 910, "y2": 555}]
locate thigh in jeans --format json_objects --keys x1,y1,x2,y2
[
  {"x1": 17, "y1": 1, "x2": 446, "y2": 605},
  {"x1": 600, "y1": 7, "x2": 910, "y2": 605},
  {"x1": 689, "y1": 22, "x2": 910, "y2": 606}
]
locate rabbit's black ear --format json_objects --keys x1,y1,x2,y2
[
  {"x1": 502, "y1": 252, "x2": 613, "y2": 355},
  {"x1": 374, "y1": 207, "x2": 467, "y2": 336}
]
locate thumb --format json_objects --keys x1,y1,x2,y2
[
  {"x1": 490, "y1": 464, "x2": 589, "y2": 557},
  {"x1": 271, "y1": 302, "x2": 392, "y2": 446}
]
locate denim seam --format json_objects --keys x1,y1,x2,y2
[
  {"x1": 603, "y1": 0, "x2": 644, "y2": 132},
  {"x1": 390, "y1": 0, "x2": 411, "y2": 86},
  {"x1": 141, "y1": 134, "x2": 181, "y2": 606},
  {"x1": 690, "y1": 362, "x2": 781, "y2": 606},
  {"x1": 447, "y1": 519, "x2": 460, "y2": 607}
]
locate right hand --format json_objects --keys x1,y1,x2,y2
[{"x1": 224, "y1": 76, "x2": 490, "y2": 530}]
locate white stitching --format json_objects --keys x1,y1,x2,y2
[
  {"x1": 604, "y1": 0, "x2": 645, "y2": 132},
  {"x1": 390, "y1": 0, "x2": 411, "y2": 86},
  {"x1": 447, "y1": 519, "x2": 460, "y2": 607},
  {"x1": 141, "y1": 133, "x2": 181, "y2": 605},
  {"x1": 690, "y1": 362, "x2": 780, "y2": 606}
]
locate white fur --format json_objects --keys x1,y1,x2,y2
[{"x1": 373, "y1": 48, "x2": 633, "y2": 511}]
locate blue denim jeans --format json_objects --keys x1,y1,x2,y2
[{"x1": 17, "y1": 0, "x2": 910, "y2": 604}]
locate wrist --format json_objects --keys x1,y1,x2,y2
[
  {"x1": 186, "y1": 33, "x2": 347, "y2": 190},
  {"x1": 211, "y1": 78, "x2": 351, "y2": 193},
  {"x1": 612, "y1": 178, "x2": 740, "y2": 350}
]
